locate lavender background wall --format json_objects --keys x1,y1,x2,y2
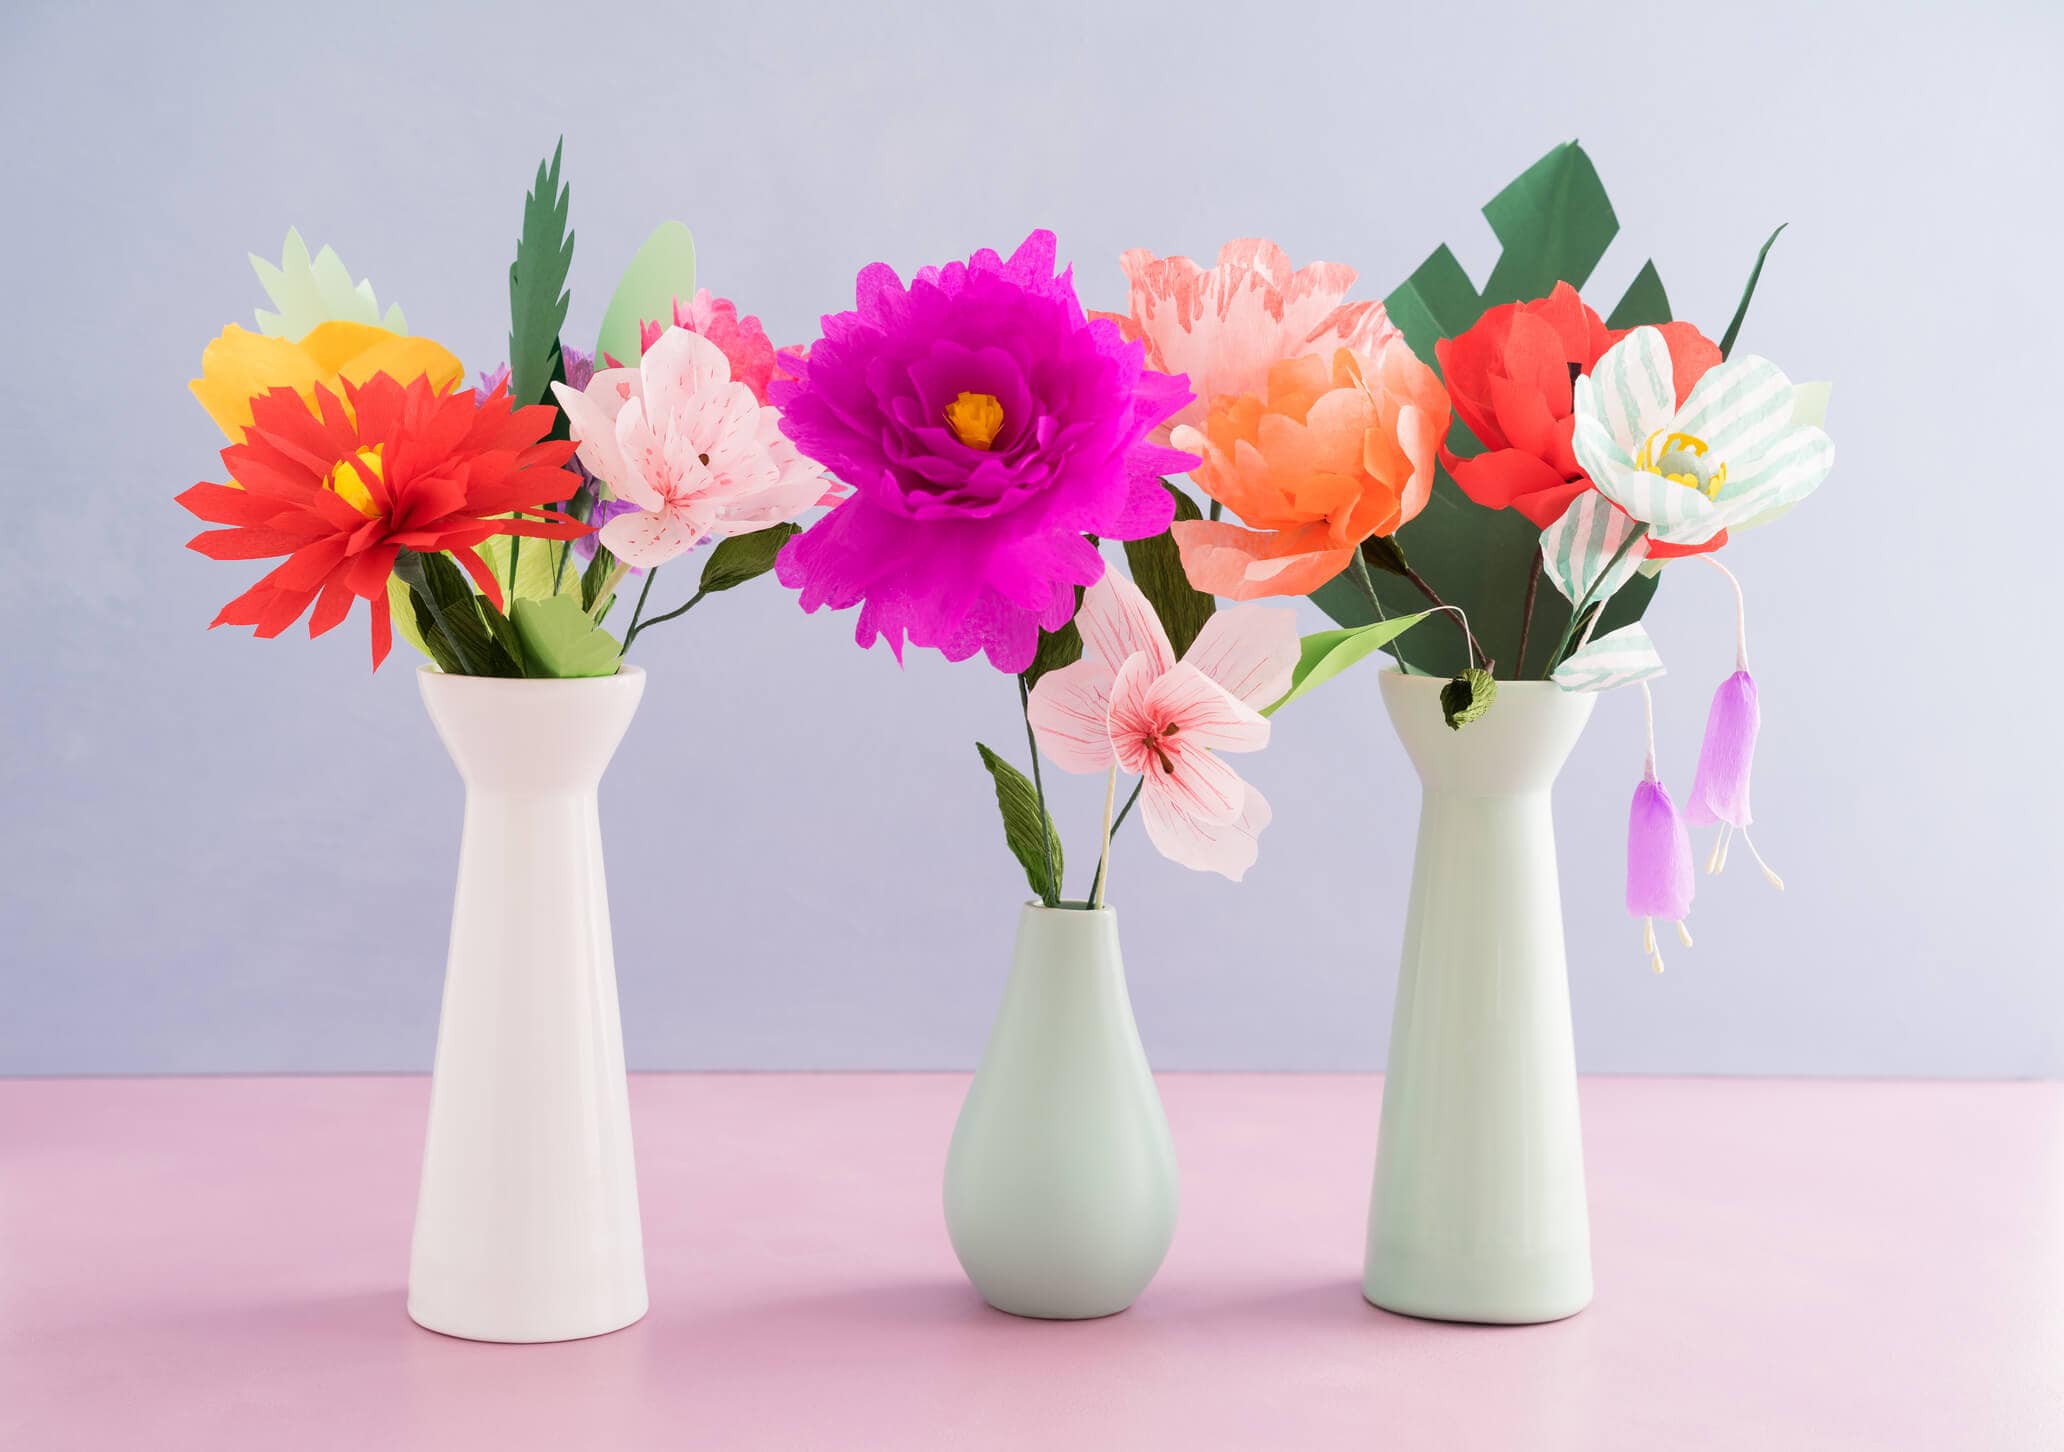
[{"x1": 3, "y1": 0, "x2": 2057, "y2": 1076}]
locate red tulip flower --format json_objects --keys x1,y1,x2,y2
[
  {"x1": 1435, "y1": 283, "x2": 1722, "y2": 553},
  {"x1": 178, "y1": 374, "x2": 589, "y2": 668}
]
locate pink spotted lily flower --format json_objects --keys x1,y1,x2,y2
[
  {"x1": 1026, "y1": 572, "x2": 1298, "y2": 881},
  {"x1": 1627, "y1": 683, "x2": 1696, "y2": 973},
  {"x1": 551, "y1": 327, "x2": 839, "y2": 569}
]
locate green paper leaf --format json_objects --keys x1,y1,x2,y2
[
  {"x1": 1264, "y1": 613, "x2": 1430, "y2": 717},
  {"x1": 1607, "y1": 260, "x2": 1672, "y2": 329},
  {"x1": 1359, "y1": 534, "x2": 1411, "y2": 579},
  {"x1": 580, "y1": 544, "x2": 617, "y2": 611},
  {"x1": 393, "y1": 550, "x2": 521, "y2": 677},
  {"x1": 974, "y1": 743, "x2": 1065, "y2": 906},
  {"x1": 698, "y1": 524, "x2": 800, "y2": 595},
  {"x1": 511, "y1": 594, "x2": 623, "y2": 679},
  {"x1": 1024, "y1": 616, "x2": 1083, "y2": 691},
  {"x1": 595, "y1": 221, "x2": 697, "y2": 371},
  {"x1": 1441, "y1": 667, "x2": 1497, "y2": 730},
  {"x1": 1122, "y1": 481, "x2": 1213, "y2": 657},
  {"x1": 1719, "y1": 224, "x2": 1787, "y2": 359},
  {"x1": 479, "y1": 597, "x2": 529, "y2": 677},
  {"x1": 509, "y1": 140, "x2": 574, "y2": 410},
  {"x1": 1339, "y1": 142, "x2": 1661, "y2": 676},
  {"x1": 251, "y1": 228, "x2": 405, "y2": 340}
]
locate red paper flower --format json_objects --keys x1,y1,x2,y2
[
  {"x1": 1435, "y1": 283, "x2": 1722, "y2": 548},
  {"x1": 178, "y1": 375, "x2": 588, "y2": 668}
]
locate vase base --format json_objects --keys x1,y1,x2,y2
[
  {"x1": 978, "y1": 1293, "x2": 1137, "y2": 1322},
  {"x1": 407, "y1": 1293, "x2": 649, "y2": 1344},
  {"x1": 1361, "y1": 1283, "x2": 1590, "y2": 1327}
]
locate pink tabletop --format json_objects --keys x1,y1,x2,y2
[{"x1": 1, "y1": 1074, "x2": 2058, "y2": 1450}]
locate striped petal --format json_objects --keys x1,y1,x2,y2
[
  {"x1": 1709, "y1": 425, "x2": 1835, "y2": 534},
  {"x1": 1581, "y1": 326, "x2": 1676, "y2": 455},
  {"x1": 1540, "y1": 491, "x2": 1650, "y2": 607},
  {"x1": 1075, "y1": 571, "x2": 1175, "y2": 676},
  {"x1": 1553, "y1": 623, "x2": 1667, "y2": 693},
  {"x1": 1575, "y1": 416, "x2": 1718, "y2": 542},
  {"x1": 1672, "y1": 355, "x2": 1797, "y2": 467}
]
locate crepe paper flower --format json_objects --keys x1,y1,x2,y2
[
  {"x1": 551, "y1": 326, "x2": 836, "y2": 570},
  {"x1": 1684, "y1": 557, "x2": 1784, "y2": 888},
  {"x1": 1170, "y1": 343, "x2": 1449, "y2": 600},
  {"x1": 190, "y1": 321, "x2": 465, "y2": 441},
  {"x1": 631, "y1": 290, "x2": 779, "y2": 404},
  {"x1": 1027, "y1": 572, "x2": 1297, "y2": 881},
  {"x1": 1437, "y1": 284, "x2": 1722, "y2": 532},
  {"x1": 1626, "y1": 685, "x2": 1695, "y2": 973},
  {"x1": 177, "y1": 375, "x2": 587, "y2": 669},
  {"x1": 475, "y1": 362, "x2": 511, "y2": 398},
  {"x1": 1571, "y1": 326, "x2": 1835, "y2": 553},
  {"x1": 772, "y1": 229, "x2": 1196, "y2": 672},
  {"x1": 250, "y1": 228, "x2": 406, "y2": 340},
  {"x1": 1099, "y1": 239, "x2": 1397, "y2": 437}
]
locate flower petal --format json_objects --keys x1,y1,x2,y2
[
  {"x1": 1181, "y1": 603, "x2": 1299, "y2": 710},
  {"x1": 1672, "y1": 355, "x2": 1796, "y2": 467},
  {"x1": 1141, "y1": 776, "x2": 1271, "y2": 881},
  {"x1": 601, "y1": 503, "x2": 705, "y2": 568},
  {"x1": 1582, "y1": 326, "x2": 1677, "y2": 456},
  {"x1": 1146, "y1": 661, "x2": 1269, "y2": 756},
  {"x1": 1026, "y1": 657, "x2": 1119, "y2": 775},
  {"x1": 639, "y1": 325, "x2": 732, "y2": 425},
  {"x1": 1074, "y1": 571, "x2": 1175, "y2": 676}
]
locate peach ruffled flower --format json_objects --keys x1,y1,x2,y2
[
  {"x1": 1102, "y1": 239, "x2": 1397, "y2": 435},
  {"x1": 1171, "y1": 342, "x2": 1450, "y2": 600}
]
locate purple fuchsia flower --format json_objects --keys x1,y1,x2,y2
[
  {"x1": 1685, "y1": 557, "x2": 1784, "y2": 889},
  {"x1": 1627, "y1": 683, "x2": 1695, "y2": 973},
  {"x1": 771, "y1": 229, "x2": 1198, "y2": 672}
]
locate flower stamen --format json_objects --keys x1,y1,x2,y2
[
  {"x1": 944, "y1": 391, "x2": 1005, "y2": 450},
  {"x1": 1634, "y1": 428, "x2": 1727, "y2": 498}
]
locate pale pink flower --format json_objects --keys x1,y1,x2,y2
[
  {"x1": 1101, "y1": 238, "x2": 1399, "y2": 434},
  {"x1": 550, "y1": 327, "x2": 838, "y2": 569},
  {"x1": 1027, "y1": 572, "x2": 1298, "y2": 880},
  {"x1": 636, "y1": 289, "x2": 780, "y2": 403}
]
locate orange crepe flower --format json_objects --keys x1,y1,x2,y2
[
  {"x1": 1170, "y1": 342, "x2": 1450, "y2": 600},
  {"x1": 177, "y1": 375, "x2": 588, "y2": 668}
]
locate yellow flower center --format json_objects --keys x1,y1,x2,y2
[
  {"x1": 944, "y1": 391, "x2": 1005, "y2": 451},
  {"x1": 1634, "y1": 429, "x2": 1727, "y2": 499},
  {"x1": 326, "y1": 446, "x2": 384, "y2": 517}
]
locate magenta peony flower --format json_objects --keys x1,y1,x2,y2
[{"x1": 772, "y1": 230, "x2": 1198, "y2": 672}]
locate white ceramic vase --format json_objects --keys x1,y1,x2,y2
[
  {"x1": 1364, "y1": 669, "x2": 1598, "y2": 1325},
  {"x1": 943, "y1": 904, "x2": 1178, "y2": 1320},
  {"x1": 407, "y1": 665, "x2": 649, "y2": 1343}
]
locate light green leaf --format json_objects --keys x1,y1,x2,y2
[
  {"x1": 1791, "y1": 381, "x2": 1831, "y2": 429},
  {"x1": 1263, "y1": 612, "x2": 1429, "y2": 716},
  {"x1": 595, "y1": 221, "x2": 696, "y2": 371},
  {"x1": 1122, "y1": 481, "x2": 1213, "y2": 657},
  {"x1": 974, "y1": 743, "x2": 1065, "y2": 906},
  {"x1": 698, "y1": 524, "x2": 800, "y2": 595},
  {"x1": 385, "y1": 532, "x2": 583, "y2": 663},
  {"x1": 510, "y1": 594, "x2": 623, "y2": 679},
  {"x1": 251, "y1": 228, "x2": 405, "y2": 340},
  {"x1": 509, "y1": 141, "x2": 574, "y2": 409}
]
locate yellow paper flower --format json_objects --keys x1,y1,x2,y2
[{"x1": 189, "y1": 320, "x2": 465, "y2": 439}]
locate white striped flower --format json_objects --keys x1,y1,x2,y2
[{"x1": 1570, "y1": 327, "x2": 1833, "y2": 547}]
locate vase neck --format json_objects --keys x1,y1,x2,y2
[
  {"x1": 1380, "y1": 671, "x2": 1595, "y2": 798},
  {"x1": 419, "y1": 667, "x2": 646, "y2": 792}
]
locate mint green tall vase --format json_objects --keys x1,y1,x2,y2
[{"x1": 1364, "y1": 670, "x2": 1598, "y2": 1325}]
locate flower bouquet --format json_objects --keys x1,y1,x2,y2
[
  {"x1": 1103, "y1": 140, "x2": 1834, "y2": 1322},
  {"x1": 176, "y1": 143, "x2": 836, "y2": 1341},
  {"x1": 769, "y1": 229, "x2": 1434, "y2": 1317}
]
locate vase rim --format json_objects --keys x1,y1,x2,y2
[
  {"x1": 1022, "y1": 899, "x2": 1115, "y2": 916},
  {"x1": 1380, "y1": 666, "x2": 1577, "y2": 699},
  {"x1": 416, "y1": 664, "x2": 646, "y2": 689}
]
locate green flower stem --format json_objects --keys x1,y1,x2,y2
[
  {"x1": 1347, "y1": 549, "x2": 1419, "y2": 676},
  {"x1": 621, "y1": 587, "x2": 705, "y2": 656},
  {"x1": 1017, "y1": 674, "x2": 1061, "y2": 906},
  {"x1": 623, "y1": 568, "x2": 660, "y2": 641}
]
